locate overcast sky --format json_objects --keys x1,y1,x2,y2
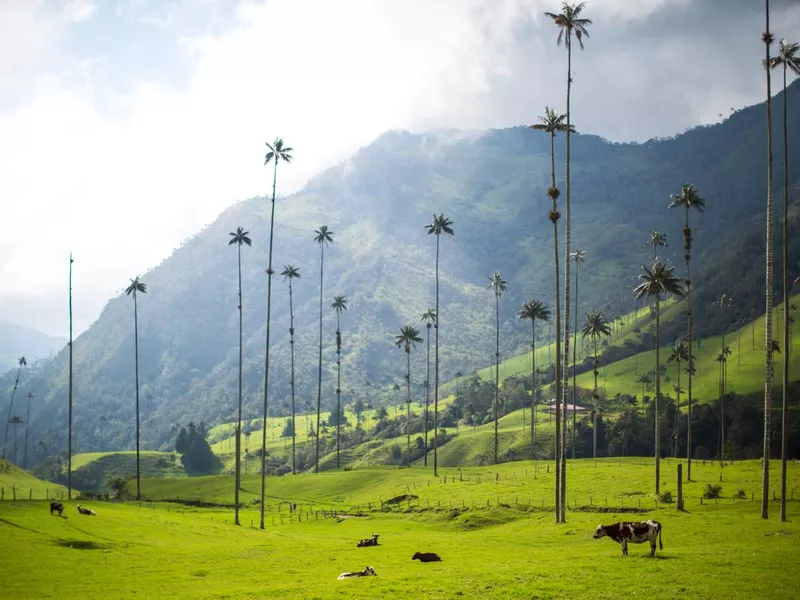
[{"x1": 1, "y1": 0, "x2": 798, "y2": 338}]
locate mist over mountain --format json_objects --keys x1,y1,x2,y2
[
  {"x1": 3, "y1": 81, "x2": 799, "y2": 457},
  {"x1": 0, "y1": 320, "x2": 66, "y2": 374}
]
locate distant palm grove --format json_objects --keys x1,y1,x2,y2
[{"x1": 3, "y1": 1, "x2": 800, "y2": 530}]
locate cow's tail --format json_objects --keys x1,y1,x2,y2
[{"x1": 658, "y1": 523, "x2": 663, "y2": 550}]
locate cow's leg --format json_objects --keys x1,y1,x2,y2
[
  {"x1": 650, "y1": 539, "x2": 656, "y2": 557},
  {"x1": 621, "y1": 540, "x2": 627, "y2": 556}
]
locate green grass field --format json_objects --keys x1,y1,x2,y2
[{"x1": 1, "y1": 459, "x2": 799, "y2": 599}]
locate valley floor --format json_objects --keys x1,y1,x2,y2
[{"x1": 1, "y1": 459, "x2": 799, "y2": 599}]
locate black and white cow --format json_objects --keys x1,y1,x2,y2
[
  {"x1": 593, "y1": 520, "x2": 663, "y2": 556},
  {"x1": 412, "y1": 552, "x2": 442, "y2": 562},
  {"x1": 337, "y1": 566, "x2": 377, "y2": 580},
  {"x1": 357, "y1": 534, "x2": 380, "y2": 547},
  {"x1": 76, "y1": 504, "x2": 97, "y2": 516},
  {"x1": 49, "y1": 501, "x2": 64, "y2": 516}
]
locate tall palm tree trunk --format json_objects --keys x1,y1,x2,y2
[
  {"x1": 673, "y1": 361, "x2": 681, "y2": 458},
  {"x1": 260, "y1": 160, "x2": 279, "y2": 527},
  {"x1": 235, "y1": 243, "x2": 243, "y2": 526},
  {"x1": 530, "y1": 320, "x2": 537, "y2": 460},
  {"x1": 23, "y1": 394, "x2": 31, "y2": 469},
  {"x1": 424, "y1": 327, "x2": 431, "y2": 466},
  {"x1": 434, "y1": 236, "x2": 440, "y2": 477},
  {"x1": 561, "y1": 40, "x2": 573, "y2": 524},
  {"x1": 494, "y1": 290, "x2": 500, "y2": 465},
  {"x1": 780, "y1": 54, "x2": 790, "y2": 523},
  {"x1": 685, "y1": 209, "x2": 694, "y2": 480},
  {"x1": 134, "y1": 291, "x2": 141, "y2": 501},
  {"x1": 406, "y1": 349, "x2": 412, "y2": 453},
  {"x1": 655, "y1": 293, "x2": 661, "y2": 494},
  {"x1": 68, "y1": 254, "x2": 73, "y2": 498},
  {"x1": 573, "y1": 262, "x2": 579, "y2": 459},
  {"x1": 3, "y1": 372, "x2": 21, "y2": 460},
  {"x1": 593, "y1": 335, "x2": 598, "y2": 460},
  {"x1": 336, "y1": 314, "x2": 341, "y2": 470},
  {"x1": 288, "y1": 277, "x2": 297, "y2": 476},
  {"x1": 315, "y1": 246, "x2": 325, "y2": 473},
  {"x1": 762, "y1": 0, "x2": 775, "y2": 520}
]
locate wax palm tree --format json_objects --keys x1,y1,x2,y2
[
  {"x1": 634, "y1": 260, "x2": 684, "y2": 494},
  {"x1": 518, "y1": 299, "x2": 551, "y2": 460},
  {"x1": 395, "y1": 325, "x2": 423, "y2": 453},
  {"x1": 23, "y1": 392, "x2": 33, "y2": 469},
  {"x1": 545, "y1": 0, "x2": 591, "y2": 523},
  {"x1": 768, "y1": 38, "x2": 799, "y2": 522},
  {"x1": 531, "y1": 105, "x2": 572, "y2": 523},
  {"x1": 425, "y1": 214, "x2": 454, "y2": 477},
  {"x1": 581, "y1": 310, "x2": 610, "y2": 460},
  {"x1": 646, "y1": 230, "x2": 668, "y2": 263},
  {"x1": 716, "y1": 294, "x2": 733, "y2": 472},
  {"x1": 570, "y1": 249, "x2": 586, "y2": 458},
  {"x1": 125, "y1": 277, "x2": 147, "y2": 501},
  {"x1": 667, "y1": 340, "x2": 690, "y2": 458},
  {"x1": 228, "y1": 227, "x2": 250, "y2": 525},
  {"x1": 314, "y1": 225, "x2": 334, "y2": 472},
  {"x1": 68, "y1": 252, "x2": 74, "y2": 498},
  {"x1": 420, "y1": 308, "x2": 437, "y2": 465},
  {"x1": 260, "y1": 138, "x2": 292, "y2": 528},
  {"x1": 761, "y1": 0, "x2": 775, "y2": 519},
  {"x1": 668, "y1": 182, "x2": 705, "y2": 481},
  {"x1": 281, "y1": 264, "x2": 301, "y2": 475},
  {"x1": 488, "y1": 271, "x2": 508, "y2": 464},
  {"x1": 2, "y1": 356, "x2": 26, "y2": 461},
  {"x1": 332, "y1": 295, "x2": 348, "y2": 469}
]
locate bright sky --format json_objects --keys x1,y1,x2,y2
[{"x1": 1, "y1": 0, "x2": 798, "y2": 337}]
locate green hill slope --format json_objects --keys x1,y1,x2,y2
[{"x1": 0, "y1": 459, "x2": 68, "y2": 499}]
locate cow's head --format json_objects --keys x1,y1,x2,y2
[
  {"x1": 363, "y1": 566, "x2": 377, "y2": 577},
  {"x1": 593, "y1": 525, "x2": 607, "y2": 539},
  {"x1": 412, "y1": 552, "x2": 421, "y2": 560}
]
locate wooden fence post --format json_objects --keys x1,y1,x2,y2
[{"x1": 677, "y1": 463, "x2": 684, "y2": 511}]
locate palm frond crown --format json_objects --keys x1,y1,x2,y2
[
  {"x1": 264, "y1": 137, "x2": 294, "y2": 165},
  {"x1": 488, "y1": 271, "x2": 508, "y2": 298},
  {"x1": 228, "y1": 227, "x2": 252, "y2": 247},
  {"x1": 544, "y1": 2, "x2": 592, "y2": 49},
  {"x1": 668, "y1": 183, "x2": 706, "y2": 213},
  {"x1": 426, "y1": 214, "x2": 454, "y2": 237},
  {"x1": 331, "y1": 295, "x2": 348, "y2": 314},
  {"x1": 634, "y1": 260, "x2": 685, "y2": 300},
  {"x1": 125, "y1": 276, "x2": 147, "y2": 295},
  {"x1": 395, "y1": 325, "x2": 423, "y2": 353},
  {"x1": 281, "y1": 264, "x2": 300, "y2": 280},
  {"x1": 314, "y1": 225, "x2": 334, "y2": 246}
]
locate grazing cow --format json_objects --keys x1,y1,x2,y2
[
  {"x1": 593, "y1": 520, "x2": 663, "y2": 557},
  {"x1": 49, "y1": 501, "x2": 64, "y2": 516},
  {"x1": 412, "y1": 552, "x2": 442, "y2": 562},
  {"x1": 337, "y1": 566, "x2": 377, "y2": 580},
  {"x1": 76, "y1": 505, "x2": 97, "y2": 516},
  {"x1": 357, "y1": 534, "x2": 380, "y2": 548}
]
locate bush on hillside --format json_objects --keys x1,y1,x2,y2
[{"x1": 704, "y1": 484, "x2": 723, "y2": 499}]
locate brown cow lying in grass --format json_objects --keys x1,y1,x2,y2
[
  {"x1": 412, "y1": 552, "x2": 442, "y2": 562},
  {"x1": 357, "y1": 534, "x2": 380, "y2": 547},
  {"x1": 49, "y1": 501, "x2": 64, "y2": 516},
  {"x1": 76, "y1": 505, "x2": 96, "y2": 516},
  {"x1": 338, "y1": 566, "x2": 377, "y2": 580},
  {"x1": 593, "y1": 520, "x2": 663, "y2": 556}
]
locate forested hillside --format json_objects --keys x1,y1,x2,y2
[{"x1": 3, "y1": 81, "x2": 799, "y2": 457}]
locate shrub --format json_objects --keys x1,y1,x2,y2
[
  {"x1": 658, "y1": 491, "x2": 674, "y2": 503},
  {"x1": 703, "y1": 484, "x2": 722, "y2": 499},
  {"x1": 734, "y1": 489, "x2": 747, "y2": 500}
]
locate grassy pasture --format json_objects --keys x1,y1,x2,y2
[{"x1": 2, "y1": 459, "x2": 799, "y2": 599}]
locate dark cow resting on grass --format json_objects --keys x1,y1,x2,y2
[
  {"x1": 76, "y1": 505, "x2": 96, "y2": 516},
  {"x1": 412, "y1": 552, "x2": 442, "y2": 562},
  {"x1": 337, "y1": 566, "x2": 377, "y2": 580},
  {"x1": 593, "y1": 520, "x2": 663, "y2": 556},
  {"x1": 49, "y1": 501, "x2": 64, "y2": 516},
  {"x1": 357, "y1": 534, "x2": 380, "y2": 547}
]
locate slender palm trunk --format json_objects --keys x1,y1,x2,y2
[
  {"x1": 23, "y1": 395, "x2": 31, "y2": 469},
  {"x1": 530, "y1": 320, "x2": 537, "y2": 460},
  {"x1": 260, "y1": 161, "x2": 279, "y2": 527},
  {"x1": 336, "y1": 314, "x2": 341, "y2": 470},
  {"x1": 494, "y1": 292, "x2": 500, "y2": 465},
  {"x1": 235, "y1": 243, "x2": 242, "y2": 526},
  {"x1": 673, "y1": 361, "x2": 681, "y2": 458},
  {"x1": 3, "y1": 371, "x2": 21, "y2": 461},
  {"x1": 655, "y1": 293, "x2": 661, "y2": 494},
  {"x1": 720, "y1": 321, "x2": 726, "y2": 477},
  {"x1": 134, "y1": 291, "x2": 141, "y2": 501},
  {"x1": 550, "y1": 133, "x2": 562, "y2": 523},
  {"x1": 762, "y1": 0, "x2": 774, "y2": 520},
  {"x1": 68, "y1": 254, "x2": 73, "y2": 498},
  {"x1": 434, "y1": 235, "x2": 441, "y2": 477},
  {"x1": 288, "y1": 278, "x2": 297, "y2": 476},
  {"x1": 685, "y1": 208, "x2": 694, "y2": 480},
  {"x1": 561, "y1": 39, "x2": 574, "y2": 523},
  {"x1": 315, "y1": 245, "x2": 325, "y2": 473},
  {"x1": 572, "y1": 263, "x2": 579, "y2": 459},
  {"x1": 406, "y1": 349, "x2": 412, "y2": 453},
  {"x1": 593, "y1": 335, "x2": 598, "y2": 460},
  {"x1": 424, "y1": 325, "x2": 430, "y2": 466},
  {"x1": 780, "y1": 59, "x2": 790, "y2": 523}
]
